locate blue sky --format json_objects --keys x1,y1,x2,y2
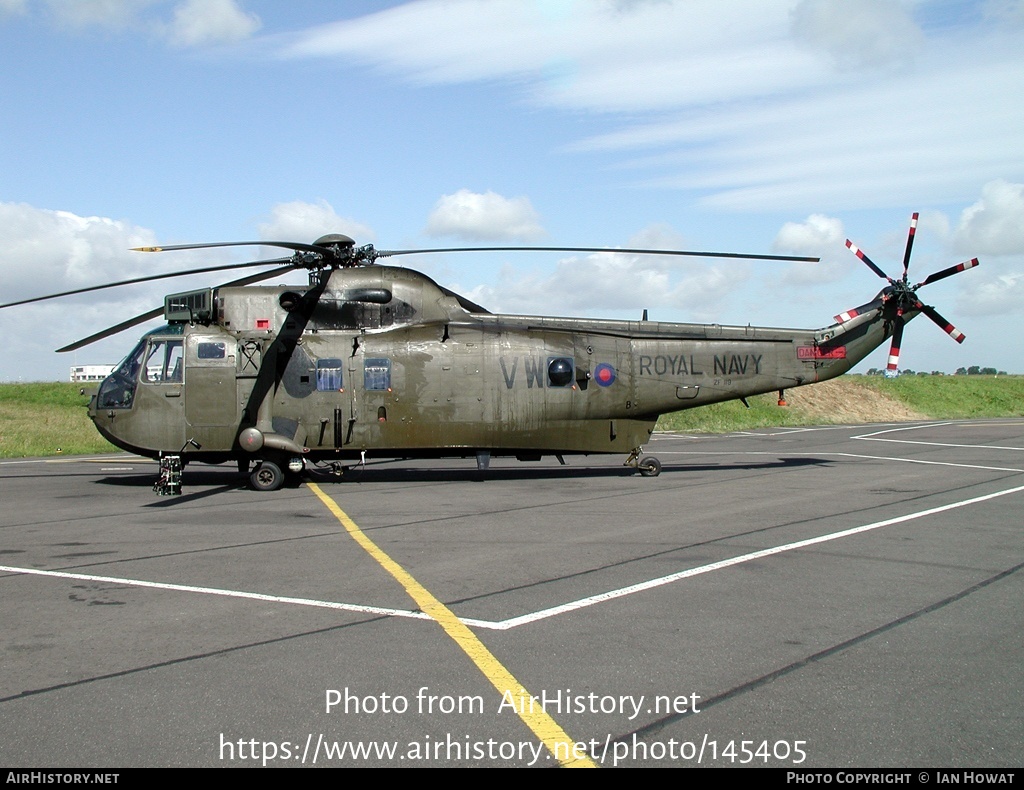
[{"x1": 1, "y1": 0, "x2": 1022, "y2": 381}]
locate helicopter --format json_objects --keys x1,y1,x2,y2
[{"x1": 1, "y1": 213, "x2": 978, "y2": 494}]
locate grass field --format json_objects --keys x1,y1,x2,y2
[
  {"x1": 1, "y1": 377, "x2": 1022, "y2": 458},
  {"x1": 0, "y1": 382, "x2": 117, "y2": 457}
]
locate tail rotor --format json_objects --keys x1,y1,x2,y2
[{"x1": 837, "y1": 213, "x2": 978, "y2": 376}]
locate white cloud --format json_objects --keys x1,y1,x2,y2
[
  {"x1": 790, "y1": 0, "x2": 924, "y2": 70},
  {"x1": 282, "y1": 1, "x2": 823, "y2": 112},
  {"x1": 0, "y1": 202, "x2": 159, "y2": 306},
  {"x1": 448, "y1": 223, "x2": 748, "y2": 319},
  {"x1": 258, "y1": 200, "x2": 375, "y2": 245},
  {"x1": 167, "y1": 0, "x2": 260, "y2": 48},
  {"x1": 425, "y1": 189, "x2": 544, "y2": 241},
  {"x1": 774, "y1": 213, "x2": 847, "y2": 285},
  {"x1": 13, "y1": 0, "x2": 260, "y2": 46},
  {"x1": 0, "y1": 203, "x2": 173, "y2": 380},
  {"x1": 953, "y1": 180, "x2": 1024, "y2": 256},
  {"x1": 775, "y1": 213, "x2": 844, "y2": 254},
  {"x1": 278, "y1": 2, "x2": 1024, "y2": 213},
  {"x1": 959, "y1": 269, "x2": 1024, "y2": 316}
]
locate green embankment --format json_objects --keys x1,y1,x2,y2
[
  {"x1": 1, "y1": 377, "x2": 1022, "y2": 458},
  {"x1": 657, "y1": 375, "x2": 1024, "y2": 433},
  {"x1": 0, "y1": 382, "x2": 117, "y2": 457}
]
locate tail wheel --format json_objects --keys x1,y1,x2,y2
[
  {"x1": 638, "y1": 456, "x2": 662, "y2": 477},
  {"x1": 250, "y1": 460, "x2": 284, "y2": 492}
]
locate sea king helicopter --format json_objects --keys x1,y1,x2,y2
[{"x1": 2, "y1": 214, "x2": 978, "y2": 493}]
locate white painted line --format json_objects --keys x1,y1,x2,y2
[
  {"x1": 0, "y1": 566, "x2": 432, "y2": 623},
  {"x1": 854, "y1": 424, "x2": 955, "y2": 438},
  {"x1": 852, "y1": 423, "x2": 1024, "y2": 451},
  {"x1": 855, "y1": 437, "x2": 1024, "y2": 451},
  {"x1": 476, "y1": 481, "x2": 1024, "y2": 631},
  {"x1": 652, "y1": 449, "x2": 1024, "y2": 473},
  {"x1": 833, "y1": 453, "x2": 1024, "y2": 474},
  {"x1": 7, "y1": 482, "x2": 1024, "y2": 633}
]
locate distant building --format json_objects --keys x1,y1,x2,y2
[{"x1": 70, "y1": 365, "x2": 114, "y2": 382}]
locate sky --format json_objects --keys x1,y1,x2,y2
[{"x1": 1, "y1": 0, "x2": 1022, "y2": 381}]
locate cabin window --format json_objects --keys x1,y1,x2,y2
[
  {"x1": 316, "y1": 358, "x2": 344, "y2": 391},
  {"x1": 197, "y1": 342, "x2": 226, "y2": 360},
  {"x1": 143, "y1": 339, "x2": 184, "y2": 383},
  {"x1": 364, "y1": 358, "x2": 392, "y2": 391}
]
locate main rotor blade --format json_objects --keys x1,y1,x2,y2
[
  {"x1": 56, "y1": 307, "x2": 166, "y2": 353},
  {"x1": 55, "y1": 264, "x2": 297, "y2": 353},
  {"x1": 919, "y1": 304, "x2": 966, "y2": 344},
  {"x1": 378, "y1": 246, "x2": 820, "y2": 263},
  {"x1": 916, "y1": 258, "x2": 979, "y2": 288},
  {"x1": 133, "y1": 241, "x2": 327, "y2": 255},
  {"x1": 1, "y1": 257, "x2": 291, "y2": 310},
  {"x1": 846, "y1": 240, "x2": 892, "y2": 281}
]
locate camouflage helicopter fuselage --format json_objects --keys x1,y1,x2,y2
[{"x1": 89, "y1": 263, "x2": 896, "y2": 486}]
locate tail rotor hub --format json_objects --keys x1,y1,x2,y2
[{"x1": 843, "y1": 213, "x2": 979, "y2": 375}]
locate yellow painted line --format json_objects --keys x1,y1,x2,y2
[{"x1": 306, "y1": 482, "x2": 596, "y2": 768}]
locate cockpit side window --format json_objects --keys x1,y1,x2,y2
[
  {"x1": 97, "y1": 338, "x2": 147, "y2": 409},
  {"x1": 143, "y1": 339, "x2": 184, "y2": 383}
]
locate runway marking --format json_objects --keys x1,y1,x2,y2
[
  {"x1": 476, "y1": 481, "x2": 1024, "y2": 630},
  {"x1": 0, "y1": 565, "x2": 433, "y2": 621},
  {"x1": 306, "y1": 482, "x2": 596, "y2": 769},
  {"x1": 651, "y1": 449, "x2": 1024, "y2": 473},
  {"x1": 6, "y1": 478, "x2": 1024, "y2": 639},
  {"x1": 852, "y1": 423, "x2": 1024, "y2": 451},
  {"x1": 833, "y1": 453, "x2": 1024, "y2": 474}
]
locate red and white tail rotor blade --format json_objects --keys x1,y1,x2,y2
[
  {"x1": 900, "y1": 213, "x2": 918, "y2": 281},
  {"x1": 885, "y1": 315, "x2": 906, "y2": 375},
  {"x1": 919, "y1": 304, "x2": 966, "y2": 344},
  {"x1": 916, "y1": 258, "x2": 979, "y2": 288},
  {"x1": 834, "y1": 298, "x2": 884, "y2": 325},
  {"x1": 846, "y1": 239, "x2": 893, "y2": 281}
]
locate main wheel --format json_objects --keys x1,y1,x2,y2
[
  {"x1": 250, "y1": 460, "x2": 284, "y2": 491},
  {"x1": 638, "y1": 456, "x2": 662, "y2": 477}
]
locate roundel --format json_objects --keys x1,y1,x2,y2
[{"x1": 594, "y1": 362, "x2": 616, "y2": 387}]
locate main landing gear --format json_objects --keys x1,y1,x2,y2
[
  {"x1": 247, "y1": 456, "x2": 306, "y2": 491},
  {"x1": 250, "y1": 460, "x2": 284, "y2": 492},
  {"x1": 625, "y1": 448, "x2": 662, "y2": 477}
]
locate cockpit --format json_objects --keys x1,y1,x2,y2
[{"x1": 96, "y1": 325, "x2": 184, "y2": 409}]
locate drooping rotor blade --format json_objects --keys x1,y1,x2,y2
[
  {"x1": 55, "y1": 264, "x2": 297, "y2": 353},
  {"x1": 833, "y1": 298, "x2": 884, "y2": 325},
  {"x1": 915, "y1": 258, "x2": 979, "y2": 288},
  {"x1": 900, "y1": 212, "x2": 919, "y2": 281},
  {"x1": 133, "y1": 241, "x2": 328, "y2": 255},
  {"x1": 885, "y1": 314, "x2": 906, "y2": 376},
  {"x1": 378, "y1": 246, "x2": 820, "y2": 263},
  {"x1": 1, "y1": 257, "x2": 291, "y2": 310},
  {"x1": 56, "y1": 307, "x2": 166, "y2": 353},
  {"x1": 919, "y1": 303, "x2": 966, "y2": 344},
  {"x1": 846, "y1": 240, "x2": 892, "y2": 281}
]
